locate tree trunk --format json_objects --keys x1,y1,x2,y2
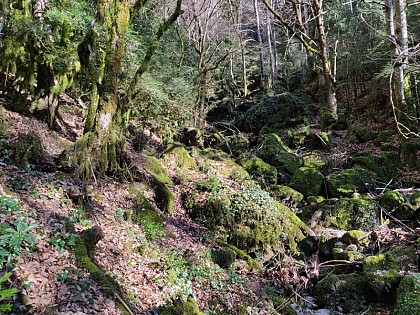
[
  {"x1": 74, "y1": 0, "x2": 131, "y2": 178},
  {"x1": 312, "y1": 0, "x2": 337, "y2": 123},
  {"x1": 254, "y1": 0, "x2": 265, "y2": 87},
  {"x1": 265, "y1": 6, "x2": 276, "y2": 88}
]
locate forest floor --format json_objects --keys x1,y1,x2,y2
[{"x1": 0, "y1": 101, "x2": 419, "y2": 315}]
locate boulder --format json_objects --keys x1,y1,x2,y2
[
  {"x1": 363, "y1": 246, "x2": 417, "y2": 301},
  {"x1": 270, "y1": 185, "x2": 304, "y2": 208},
  {"x1": 236, "y1": 153, "x2": 277, "y2": 186},
  {"x1": 326, "y1": 168, "x2": 377, "y2": 197},
  {"x1": 314, "y1": 273, "x2": 369, "y2": 313},
  {"x1": 394, "y1": 273, "x2": 420, "y2": 315},
  {"x1": 289, "y1": 167, "x2": 324, "y2": 197},
  {"x1": 318, "y1": 196, "x2": 379, "y2": 230}
]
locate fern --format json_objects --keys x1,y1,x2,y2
[{"x1": 0, "y1": 273, "x2": 19, "y2": 313}]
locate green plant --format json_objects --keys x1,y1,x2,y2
[
  {"x1": 115, "y1": 207, "x2": 125, "y2": 221},
  {"x1": 56, "y1": 266, "x2": 92, "y2": 292},
  {"x1": 0, "y1": 196, "x2": 21, "y2": 214},
  {"x1": 50, "y1": 230, "x2": 76, "y2": 252},
  {"x1": 141, "y1": 219, "x2": 165, "y2": 241},
  {"x1": 0, "y1": 272, "x2": 19, "y2": 313},
  {"x1": 0, "y1": 219, "x2": 37, "y2": 266}
]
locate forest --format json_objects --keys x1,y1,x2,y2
[{"x1": 0, "y1": 0, "x2": 419, "y2": 314}]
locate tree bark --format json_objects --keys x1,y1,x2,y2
[
  {"x1": 312, "y1": 0, "x2": 337, "y2": 122},
  {"x1": 254, "y1": 0, "x2": 265, "y2": 87}
]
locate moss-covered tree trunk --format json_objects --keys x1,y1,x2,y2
[{"x1": 74, "y1": 0, "x2": 130, "y2": 178}]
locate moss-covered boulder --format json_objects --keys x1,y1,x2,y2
[
  {"x1": 394, "y1": 273, "x2": 420, "y2": 315},
  {"x1": 143, "y1": 156, "x2": 175, "y2": 213},
  {"x1": 158, "y1": 297, "x2": 204, "y2": 315},
  {"x1": 351, "y1": 153, "x2": 400, "y2": 182},
  {"x1": 303, "y1": 151, "x2": 327, "y2": 170},
  {"x1": 223, "y1": 134, "x2": 250, "y2": 156},
  {"x1": 184, "y1": 182, "x2": 311, "y2": 255},
  {"x1": 289, "y1": 167, "x2": 324, "y2": 197},
  {"x1": 270, "y1": 185, "x2": 304, "y2": 208},
  {"x1": 341, "y1": 230, "x2": 366, "y2": 245},
  {"x1": 258, "y1": 133, "x2": 291, "y2": 155},
  {"x1": 144, "y1": 155, "x2": 173, "y2": 185},
  {"x1": 326, "y1": 168, "x2": 377, "y2": 197},
  {"x1": 376, "y1": 129, "x2": 396, "y2": 144},
  {"x1": 380, "y1": 190, "x2": 404, "y2": 210},
  {"x1": 314, "y1": 196, "x2": 379, "y2": 230},
  {"x1": 179, "y1": 127, "x2": 203, "y2": 147},
  {"x1": 410, "y1": 191, "x2": 420, "y2": 211},
  {"x1": 314, "y1": 273, "x2": 369, "y2": 313},
  {"x1": 380, "y1": 190, "x2": 417, "y2": 220},
  {"x1": 211, "y1": 248, "x2": 236, "y2": 269},
  {"x1": 162, "y1": 144, "x2": 197, "y2": 170},
  {"x1": 236, "y1": 154, "x2": 277, "y2": 186},
  {"x1": 355, "y1": 130, "x2": 378, "y2": 143},
  {"x1": 12, "y1": 133, "x2": 45, "y2": 166},
  {"x1": 363, "y1": 246, "x2": 417, "y2": 301}
]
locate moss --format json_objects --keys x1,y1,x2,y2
[
  {"x1": 363, "y1": 246, "x2": 417, "y2": 300},
  {"x1": 394, "y1": 273, "x2": 420, "y2": 315},
  {"x1": 303, "y1": 151, "x2": 327, "y2": 169},
  {"x1": 271, "y1": 185, "x2": 304, "y2": 208},
  {"x1": 314, "y1": 273, "x2": 368, "y2": 313},
  {"x1": 377, "y1": 129, "x2": 396, "y2": 144},
  {"x1": 332, "y1": 247, "x2": 356, "y2": 262},
  {"x1": 380, "y1": 190, "x2": 404, "y2": 210},
  {"x1": 321, "y1": 196, "x2": 379, "y2": 230},
  {"x1": 326, "y1": 168, "x2": 377, "y2": 197},
  {"x1": 222, "y1": 134, "x2": 250, "y2": 156},
  {"x1": 74, "y1": 227, "x2": 134, "y2": 314},
  {"x1": 211, "y1": 248, "x2": 236, "y2": 269},
  {"x1": 12, "y1": 133, "x2": 44, "y2": 166},
  {"x1": 289, "y1": 167, "x2": 324, "y2": 197},
  {"x1": 162, "y1": 143, "x2": 197, "y2": 171},
  {"x1": 219, "y1": 242, "x2": 263, "y2": 272},
  {"x1": 410, "y1": 191, "x2": 420, "y2": 210},
  {"x1": 159, "y1": 297, "x2": 204, "y2": 315},
  {"x1": 144, "y1": 155, "x2": 173, "y2": 185},
  {"x1": 341, "y1": 230, "x2": 365, "y2": 245},
  {"x1": 269, "y1": 151, "x2": 304, "y2": 175},
  {"x1": 155, "y1": 181, "x2": 175, "y2": 214},
  {"x1": 236, "y1": 153, "x2": 277, "y2": 186},
  {"x1": 351, "y1": 155, "x2": 387, "y2": 181},
  {"x1": 259, "y1": 133, "x2": 291, "y2": 154}
]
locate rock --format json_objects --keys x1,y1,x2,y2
[
  {"x1": 319, "y1": 196, "x2": 379, "y2": 230},
  {"x1": 341, "y1": 230, "x2": 365, "y2": 245},
  {"x1": 334, "y1": 241, "x2": 346, "y2": 249},
  {"x1": 409, "y1": 191, "x2": 420, "y2": 210},
  {"x1": 12, "y1": 133, "x2": 45, "y2": 167},
  {"x1": 380, "y1": 190, "x2": 404, "y2": 210},
  {"x1": 363, "y1": 246, "x2": 417, "y2": 301},
  {"x1": 271, "y1": 185, "x2": 304, "y2": 208},
  {"x1": 289, "y1": 167, "x2": 324, "y2": 197},
  {"x1": 376, "y1": 129, "x2": 395, "y2": 143},
  {"x1": 314, "y1": 273, "x2": 368, "y2": 313},
  {"x1": 144, "y1": 155, "x2": 173, "y2": 185},
  {"x1": 179, "y1": 127, "x2": 203, "y2": 147},
  {"x1": 162, "y1": 143, "x2": 197, "y2": 183},
  {"x1": 345, "y1": 244, "x2": 358, "y2": 252},
  {"x1": 158, "y1": 297, "x2": 204, "y2": 315},
  {"x1": 298, "y1": 236, "x2": 319, "y2": 256},
  {"x1": 394, "y1": 273, "x2": 420, "y2": 315},
  {"x1": 236, "y1": 153, "x2": 277, "y2": 186},
  {"x1": 184, "y1": 181, "x2": 311, "y2": 255},
  {"x1": 237, "y1": 92, "x2": 305, "y2": 133},
  {"x1": 223, "y1": 133, "x2": 250, "y2": 156},
  {"x1": 211, "y1": 248, "x2": 236, "y2": 269},
  {"x1": 326, "y1": 168, "x2": 377, "y2": 197},
  {"x1": 303, "y1": 150, "x2": 327, "y2": 170}
]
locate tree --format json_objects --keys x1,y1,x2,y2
[
  {"x1": 262, "y1": 0, "x2": 338, "y2": 123},
  {"x1": 73, "y1": 0, "x2": 183, "y2": 178}
]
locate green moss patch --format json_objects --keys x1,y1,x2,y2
[
  {"x1": 394, "y1": 273, "x2": 420, "y2": 315},
  {"x1": 144, "y1": 155, "x2": 173, "y2": 185},
  {"x1": 270, "y1": 185, "x2": 304, "y2": 208},
  {"x1": 236, "y1": 153, "x2": 277, "y2": 186},
  {"x1": 326, "y1": 168, "x2": 377, "y2": 197},
  {"x1": 289, "y1": 167, "x2": 324, "y2": 197}
]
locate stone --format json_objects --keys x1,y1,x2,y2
[
  {"x1": 394, "y1": 273, "x2": 420, "y2": 315},
  {"x1": 236, "y1": 153, "x2": 277, "y2": 186},
  {"x1": 289, "y1": 167, "x2": 324, "y2": 197},
  {"x1": 326, "y1": 168, "x2": 377, "y2": 197},
  {"x1": 341, "y1": 230, "x2": 365, "y2": 245}
]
